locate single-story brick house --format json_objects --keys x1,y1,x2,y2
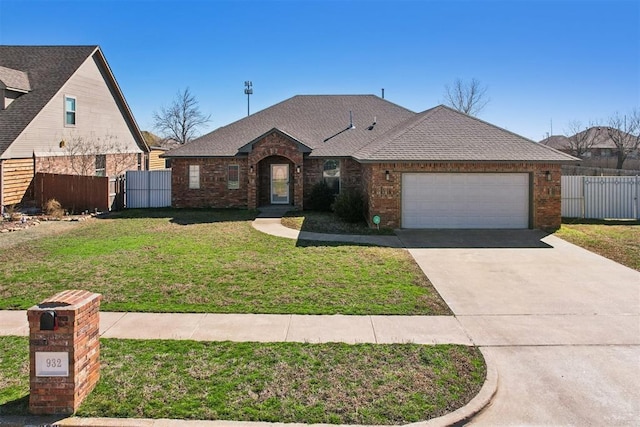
[{"x1": 163, "y1": 95, "x2": 577, "y2": 230}]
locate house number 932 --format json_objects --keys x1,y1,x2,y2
[
  {"x1": 35, "y1": 351, "x2": 69, "y2": 377},
  {"x1": 46, "y1": 358, "x2": 63, "y2": 368}
]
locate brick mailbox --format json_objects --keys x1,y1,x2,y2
[{"x1": 27, "y1": 290, "x2": 102, "y2": 414}]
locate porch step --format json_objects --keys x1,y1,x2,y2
[{"x1": 256, "y1": 205, "x2": 294, "y2": 218}]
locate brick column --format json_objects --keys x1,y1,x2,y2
[{"x1": 27, "y1": 290, "x2": 102, "y2": 415}]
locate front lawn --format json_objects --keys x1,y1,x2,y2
[
  {"x1": 556, "y1": 220, "x2": 640, "y2": 271},
  {"x1": 0, "y1": 209, "x2": 449, "y2": 315},
  {"x1": 0, "y1": 337, "x2": 485, "y2": 425}
]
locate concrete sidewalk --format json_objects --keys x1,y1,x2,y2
[
  {"x1": 252, "y1": 217, "x2": 402, "y2": 247},
  {"x1": 0, "y1": 311, "x2": 471, "y2": 345}
]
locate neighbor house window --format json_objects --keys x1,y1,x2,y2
[
  {"x1": 64, "y1": 96, "x2": 76, "y2": 126},
  {"x1": 189, "y1": 165, "x2": 200, "y2": 189},
  {"x1": 228, "y1": 164, "x2": 240, "y2": 189},
  {"x1": 95, "y1": 155, "x2": 106, "y2": 177},
  {"x1": 323, "y1": 159, "x2": 340, "y2": 194}
]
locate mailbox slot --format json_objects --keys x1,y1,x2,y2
[{"x1": 40, "y1": 311, "x2": 58, "y2": 331}]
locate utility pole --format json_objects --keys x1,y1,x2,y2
[{"x1": 244, "y1": 81, "x2": 253, "y2": 116}]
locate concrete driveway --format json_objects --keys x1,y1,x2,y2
[{"x1": 397, "y1": 230, "x2": 640, "y2": 426}]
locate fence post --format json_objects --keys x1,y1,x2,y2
[
  {"x1": 581, "y1": 176, "x2": 586, "y2": 219},
  {"x1": 633, "y1": 175, "x2": 640, "y2": 219}
]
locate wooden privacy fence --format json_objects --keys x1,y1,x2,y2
[
  {"x1": 125, "y1": 169, "x2": 171, "y2": 208},
  {"x1": 35, "y1": 173, "x2": 125, "y2": 213},
  {"x1": 562, "y1": 175, "x2": 640, "y2": 219}
]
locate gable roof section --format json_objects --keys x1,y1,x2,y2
[
  {"x1": 238, "y1": 128, "x2": 312, "y2": 154},
  {"x1": 164, "y1": 95, "x2": 415, "y2": 158},
  {"x1": 353, "y1": 105, "x2": 578, "y2": 162},
  {"x1": 0, "y1": 45, "x2": 148, "y2": 156},
  {"x1": 0, "y1": 65, "x2": 31, "y2": 92},
  {"x1": 539, "y1": 135, "x2": 570, "y2": 150}
]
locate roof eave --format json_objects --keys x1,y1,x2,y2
[{"x1": 353, "y1": 158, "x2": 581, "y2": 164}]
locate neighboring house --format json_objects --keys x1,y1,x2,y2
[
  {"x1": 150, "y1": 141, "x2": 180, "y2": 170},
  {"x1": 163, "y1": 95, "x2": 577, "y2": 230},
  {"x1": 0, "y1": 45, "x2": 148, "y2": 212},
  {"x1": 540, "y1": 127, "x2": 638, "y2": 160}
]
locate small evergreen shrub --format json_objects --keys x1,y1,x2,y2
[
  {"x1": 332, "y1": 189, "x2": 365, "y2": 223},
  {"x1": 307, "y1": 181, "x2": 335, "y2": 211}
]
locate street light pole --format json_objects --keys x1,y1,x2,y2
[{"x1": 244, "y1": 81, "x2": 253, "y2": 116}]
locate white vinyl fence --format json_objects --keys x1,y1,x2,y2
[
  {"x1": 125, "y1": 170, "x2": 172, "y2": 208},
  {"x1": 562, "y1": 175, "x2": 640, "y2": 219}
]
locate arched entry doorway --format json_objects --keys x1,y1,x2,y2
[{"x1": 256, "y1": 156, "x2": 294, "y2": 207}]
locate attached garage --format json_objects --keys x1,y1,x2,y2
[{"x1": 401, "y1": 173, "x2": 530, "y2": 229}]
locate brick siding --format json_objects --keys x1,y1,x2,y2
[
  {"x1": 169, "y1": 135, "x2": 562, "y2": 229},
  {"x1": 35, "y1": 153, "x2": 140, "y2": 176},
  {"x1": 172, "y1": 158, "x2": 249, "y2": 208},
  {"x1": 362, "y1": 162, "x2": 562, "y2": 230},
  {"x1": 27, "y1": 290, "x2": 102, "y2": 415}
]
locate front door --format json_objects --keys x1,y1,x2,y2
[{"x1": 270, "y1": 164, "x2": 289, "y2": 204}]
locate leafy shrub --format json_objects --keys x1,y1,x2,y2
[
  {"x1": 45, "y1": 199, "x2": 64, "y2": 218},
  {"x1": 332, "y1": 189, "x2": 365, "y2": 223},
  {"x1": 307, "y1": 181, "x2": 335, "y2": 211}
]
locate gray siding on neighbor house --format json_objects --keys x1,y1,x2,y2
[{"x1": 3, "y1": 55, "x2": 142, "y2": 159}]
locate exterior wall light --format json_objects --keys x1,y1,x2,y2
[
  {"x1": 250, "y1": 165, "x2": 254, "y2": 173},
  {"x1": 296, "y1": 165, "x2": 301, "y2": 174},
  {"x1": 545, "y1": 171, "x2": 552, "y2": 181},
  {"x1": 385, "y1": 170, "x2": 390, "y2": 181}
]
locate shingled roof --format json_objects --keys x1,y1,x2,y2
[
  {"x1": 0, "y1": 46, "x2": 98, "y2": 156},
  {"x1": 164, "y1": 95, "x2": 415, "y2": 158},
  {"x1": 0, "y1": 45, "x2": 148, "y2": 156},
  {"x1": 354, "y1": 105, "x2": 577, "y2": 162},
  {"x1": 165, "y1": 95, "x2": 577, "y2": 163},
  {"x1": 541, "y1": 127, "x2": 622, "y2": 150},
  {"x1": 0, "y1": 65, "x2": 31, "y2": 92}
]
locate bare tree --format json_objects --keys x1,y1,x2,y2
[
  {"x1": 564, "y1": 120, "x2": 596, "y2": 158},
  {"x1": 604, "y1": 110, "x2": 640, "y2": 169},
  {"x1": 40, "y1": 134, "x2": 137, "y2": 176},
  {"x1": 443, "y1": 78, "x2": 489, "y2": 116},
  {"x1": 153, "y1": 88, "x2": 211, "y2": 144}
]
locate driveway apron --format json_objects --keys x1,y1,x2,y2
[{"x1": 397, "y1": 229, "x2": 640, "y2": 426}]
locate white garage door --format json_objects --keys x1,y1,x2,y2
[{"x1": 402, "y1": 173, "x2": 530, "y2": 229}]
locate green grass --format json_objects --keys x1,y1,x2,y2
[
  {"x1": 556, "y1": 220, "x2": 640, "y2": 271},
  {"x1": 282, "y1": 210, "x2": 396, "y2": 235},
  {"x1": 0, "y1": 337, "x2": 485, "y2": 424},
  {"x1": 0, "y1": 209, "x2": 449, "y2": 315},
  {"x1": 0, "y1": 336, "x2": 28, "y2": 415}
]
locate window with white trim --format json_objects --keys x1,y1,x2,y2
[
  {"x1": 228, "y1": 164, "x2": 240, "y2": 189},
  {"x1": 64, "y1": 96, "x2": 76, "y2": 126},
  {"x1": 95, "y1": 155, "x2": 106, "y2": 177},
  {"x1": 189, "y1": 165, "x2": 200, "y2": 189},
  {"x1": 323, "y1": 159, "x2": 340, "y2": 194}
]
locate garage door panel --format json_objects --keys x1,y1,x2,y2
[{"x1": 402, "y1": 173, "x2": 529, "y2": 229}]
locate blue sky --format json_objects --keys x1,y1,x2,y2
[{"x1": 1, "y1": 0, "x2": 638, "y2": 141}]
